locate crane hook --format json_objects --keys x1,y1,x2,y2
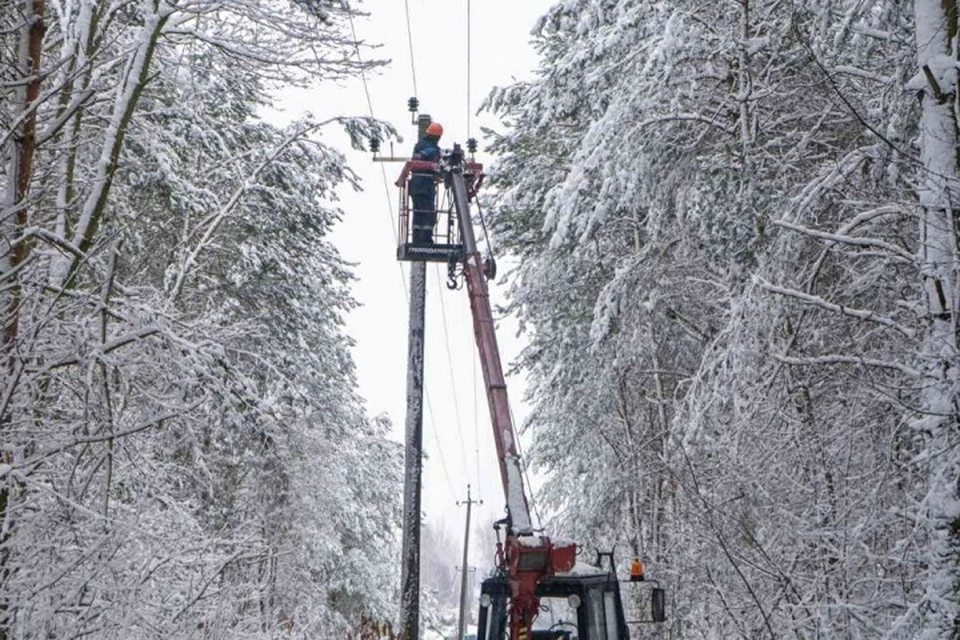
[{"x1": 447, "y1": 257, "x2": 461, "y2": 290}]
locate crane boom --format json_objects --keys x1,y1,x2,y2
[
  {"x1": 393, "y1": 138, "x2": 662, "y2": 640},
  {"x1": 447, "y1": 158, "x2": 533, "y2": 535},
  {"x1": 441, "y1": 147, "x2": 576, "y2": 639}
]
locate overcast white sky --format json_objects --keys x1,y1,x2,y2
[{"x1": 276, "y1": 0, "x2": 555, "y2": 568}]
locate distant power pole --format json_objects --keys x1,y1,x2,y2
[{"x1": 457, "y1": 485, "x2": 481, "y2": 640}]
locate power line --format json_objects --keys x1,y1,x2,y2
[
  {"x1": 474, "y1": 194, "x2": 495, "y2": 255},
  {"x1": 466, "y1": 0, "x2": 472, "y2": 139},
  {"x1": 508, "y1": 402, "x2": 543, "y2": 531},
  {"x1": 403, "y1": 0, "x2": 419, "y2": 97},
  {"x1": 346, "y1": 10, "x2": 403, "y2": 258},
  {"x1": 434, "y1": 265, "x2": 470, "y2": 473},
  {"x1": 424, "y1": 380, "x2": 458, "y2": 500},
  {"x1": 473, "y1": 339, "x2": 481, "y2": 502},
  {"x1": 346, "y1": 8, "x2": 459, "y2": 504}
]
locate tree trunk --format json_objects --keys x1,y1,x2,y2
[
  {"x1": 0, "y1": 3, "x2": 45, "y2": 637},
  {"x1": 2, "y1": 0, "x2": 45, "y2": 370},
  {"x1": 912, "y1": 1, "x2": 960, "y2": 636},
  {"x1": 53, "y1": 2, "x2": 169, "y2": 286}
]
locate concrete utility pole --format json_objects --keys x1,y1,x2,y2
[
  {"x1": 399, "y1": 261, "x2": 426, "y2": 640},
  {"x1": 457, "y1": 485, "x2": 480, "y2": 640}
]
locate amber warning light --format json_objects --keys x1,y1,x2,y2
[{"x1": 630, "y1": 558, "x2": 645, "y2": 582}]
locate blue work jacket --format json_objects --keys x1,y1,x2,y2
[{"x1": 410, "y1": 136, "x2": 440, "y2": 196}]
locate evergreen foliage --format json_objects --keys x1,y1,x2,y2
[{"x1": 485, "y1": 0, "x2": 957, "y2": 636}]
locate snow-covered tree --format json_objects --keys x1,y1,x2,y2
[
  {"x1": 0, "y1": 1, "x2": 400, "y2": 637},
  {"x1": 484, "y1": 0, "x2": 950, "y2": 636}
]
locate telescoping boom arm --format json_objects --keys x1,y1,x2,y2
[
  {"x1": 393, "y1": 134, "x2": 664, "y2": 639},
  {"x1": 447, "y1": 157, "x2": 532, "y2": 535},
  {"x1": 442, "y1": 147, "x2": 577, "y2": 639}
]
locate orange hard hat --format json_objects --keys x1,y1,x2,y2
[
  {"x1": 630, "y1": 558, "x2": 645, "y2": 581},
  {"x1": 426, "y1": 122, "x2": 443, "y2": 137}
]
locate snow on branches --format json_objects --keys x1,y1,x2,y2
[{"x1": 0, "y1": 1, "x2": 399, "y2": 636}]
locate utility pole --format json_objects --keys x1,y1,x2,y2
[
  {"x1": 457, "y1": 485, "x2": 481, "y2": 640},
  {"x1": 399, "y1": 261, "x2": 426, "y2": 640},
  {"x1": 399, "y1": 113, "x2": 433, "y2": 640}
]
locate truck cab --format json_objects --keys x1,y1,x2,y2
[{"x1": 477, "y1": 563, "x2": 630, "y2": 640}]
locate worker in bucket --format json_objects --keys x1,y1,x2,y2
[{"x1": 409, "y1": 121, "x2": 443, "y2": 244}]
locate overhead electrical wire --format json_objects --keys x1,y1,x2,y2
[
  {"x1": 353, "y1": 0, "x2": 523, "y2": 512},
  {"x1": 474, "y1": 194, "x2": 495, "y2": 256},
  {"x1": 403, "y1": 0, "x2": 419, "y2": 97},
  {"x1": 397, "y1": 0, "x2": 467, "y2": 503},
  {"x1": 473, "y1": 344, "x2": 481, "y2": 502},
  {"x1": 400, "y1": 0, "x2": 482, "y2": 503},
  {"x1": 346, "y1": 7, "x2": 459, "y2": 503},
  {"x1": 509, "y1": 403, "x2": 544, "y2": 531},
  {"x1": 434, "y1": 264, "x2": 470, "y2": 473},
  {"x1": 464, "y1": 0, "x2": 488, "y2": 504},
  {"x1": 423, "y1": 383, "x2": 458, "y2": 498},
  {"x1": 346, "y1": 10, "x2": 403, "y2": 259},
  {"x1": 466, "y1": 0, "x2": 472, "y2": 139}
]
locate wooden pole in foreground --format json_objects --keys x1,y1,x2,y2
[{"x1": 399, "y1": 261, "x2": 427, "y2": 640}]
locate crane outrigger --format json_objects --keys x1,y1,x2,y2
[{"x1": 390, "y1": 131, "x2": 665, "y2": 639}]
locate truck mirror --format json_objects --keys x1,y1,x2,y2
[{"x1": 651, "y1": 587, "x2": 666, "y2": 623}]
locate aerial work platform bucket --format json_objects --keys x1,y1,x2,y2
[{"x1": 394, "y1": 158, "x2": 483, "y2": 263}]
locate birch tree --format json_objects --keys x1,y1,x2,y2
[{"x1": 894, "y1": 0, "x2": 960, "y2": 635}]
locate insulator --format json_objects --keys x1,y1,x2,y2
[
  {"x1": 370, "y1": 137, "x2": 380, "y2": 153},
  {"x1": 467, "y1": 138, "x2": 478, "y2": 154},
  {"x1": 408, "y1": 96, "x2": 419, "y2": 113}
]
